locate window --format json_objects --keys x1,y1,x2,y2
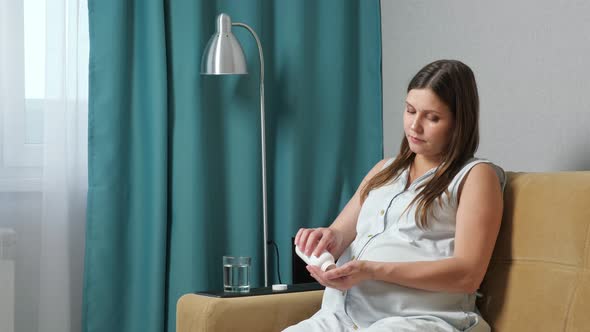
[{"x1": 0, "y1": 0, "x2": 45, "y2": 191}]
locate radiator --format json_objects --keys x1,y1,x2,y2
[{"x1": 0, "y1": 228, "x2": 16, "y2": 332}]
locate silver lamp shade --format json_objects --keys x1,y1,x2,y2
[{"x1": 201, "y1": 13, "x2": 248, "y2": 75}]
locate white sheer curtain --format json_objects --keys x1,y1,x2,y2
[{"x1": 0, "y1": 0, "x2": 88, "y2": 331}]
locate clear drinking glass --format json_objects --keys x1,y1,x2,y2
[{"x1": 223, "y1": 256, "x2": 251, "y2": 292}]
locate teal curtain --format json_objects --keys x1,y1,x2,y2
[{"x1": 84, "y1": 1, "x2": 382, "y2": 331}]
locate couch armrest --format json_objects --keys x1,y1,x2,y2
[{"x1": 177, "y1": 290, "x2": 323, "y2": 332}]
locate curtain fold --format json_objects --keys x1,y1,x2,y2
[{"x1": 85, "y1": 1, "x2": 382, "y2": 331}]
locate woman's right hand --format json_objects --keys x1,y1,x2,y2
[{"x1": 294, "y1": 227, "x2": 344, "y2": 258}]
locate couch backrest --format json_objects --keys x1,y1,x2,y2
[{"x1": 477, "y1": 171, "x2": 590, "y2": 331}]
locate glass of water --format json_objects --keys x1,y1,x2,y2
[{"x1": 223, "y1": 256, "x2": 251, "y2": 293}]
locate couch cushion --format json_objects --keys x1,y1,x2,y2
[
  {"x1": 177, "y1": 290, "x2": 323, "y2": 332},
  {"x1": 477, "y1": 171, "x2": 590, "y2": 331}
]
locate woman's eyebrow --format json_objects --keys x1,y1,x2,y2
[
  {"x1": 405, "y1": 101, "x2": 441, "y2": 115},
  {"x1": 424, "y1": 109, "x2": 441, "y2": 115}
]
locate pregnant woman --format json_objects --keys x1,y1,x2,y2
[{"x1": 285, "y1": 59, "x2": 505, "y2": 332}]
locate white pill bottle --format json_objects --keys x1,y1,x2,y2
[{"x1": 295, "y1": 246, "x2": 337, "y2": 271}]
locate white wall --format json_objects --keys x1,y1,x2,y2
[{"x1": 381, "y1": 0, "x2": 590, "y2": 172}]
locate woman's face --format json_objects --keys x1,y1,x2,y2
[{"x1": 404, "y1": 88, "x2": 454, "y2": 161}]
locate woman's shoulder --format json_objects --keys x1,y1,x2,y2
[
  {"x1": 361, "y1": 157, "x2": 404, "y2": 187},
  {"x1": 381, "y1": 157, "x2": 396, "y2": 170},
  {"x1": 448, "y1": 158, "x2": 507, "y2": 205},
  {"x1": 458, "y1": 158, "x2": 506, "y2": 190},
  {"x1": 366, "y1": 157, "x2": 396, "y2": 173},
  {"x1": 362, "y1": 158, "x2": 393, "y2": 183}
]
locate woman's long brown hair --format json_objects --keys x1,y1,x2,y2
[{"x1": 360, "y1": 60, "x2": 480, "y2": 228}]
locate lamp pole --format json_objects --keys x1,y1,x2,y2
[{"x1": 233, "y1": 22, "x2": 269, "y2": 288}]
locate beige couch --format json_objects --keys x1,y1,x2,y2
[{"x1": 177, "y1": 171, "x2": 590, "y2": 331}]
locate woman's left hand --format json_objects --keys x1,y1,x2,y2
[{"x1": 307, "y1": 260, "x2": 374, "y2": 291}]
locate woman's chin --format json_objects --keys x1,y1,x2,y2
[{"x1": 408, "y1": 146, "x2": 425, "y2": 155}]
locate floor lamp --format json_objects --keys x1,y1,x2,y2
[{"x1": 200, "y1": 13, "x2": 270, "y2": 287}]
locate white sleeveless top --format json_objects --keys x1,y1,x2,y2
[{"x1": 320, "y1": 157, "x2": 506, "y2": 330}]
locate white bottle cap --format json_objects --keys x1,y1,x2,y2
[
  {"x1": 272, "y1": 284, "x2": 288, "y2": 291},
  {"x1": 321, "y1": 262, "x2": 337, "y2": 272}
]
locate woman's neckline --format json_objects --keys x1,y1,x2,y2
[{"x1": 404, "y1": 160, "x2": 439, "y2": 190}]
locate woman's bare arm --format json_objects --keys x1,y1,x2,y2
[{"x1": 296, "y1": 159, "x2": 389, "y2": 260}]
